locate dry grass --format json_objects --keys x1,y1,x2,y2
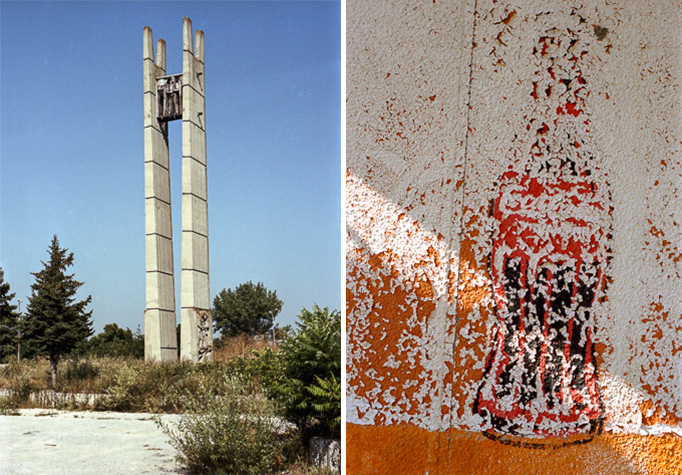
[
  {"x1": 212, "y1": 333, "x2": 275, "y2": 362},
  {"x1": 0, "y1": 336, "x2": 283, "y2": 413}
]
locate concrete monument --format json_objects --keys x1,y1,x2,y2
[{"x1": 144, "y1": 17, "x2": 211, "y2": 362}]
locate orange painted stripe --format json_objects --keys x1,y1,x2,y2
[{"x1": 347, "y1": 423, "x2": 682, "y2": 475}]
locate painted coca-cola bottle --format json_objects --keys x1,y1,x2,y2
[{"x1": 474, "y1": 22, "x2": 611, "y2": 445}]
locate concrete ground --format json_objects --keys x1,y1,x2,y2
[{"x1": 0, "y1": 409, "x2": 186, "y2": 474}]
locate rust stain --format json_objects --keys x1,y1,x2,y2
[{"x1": 500, "y1": 10, "x2": 516, "y2": 25}]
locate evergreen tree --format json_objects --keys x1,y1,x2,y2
[
  {"x1": 212, "y1": 281, "x2": 283, "y2": 338},
  {"x1": 0, "y1": 268, "x2": 20, "y2": 363},
  {"x1": 24, "y1": 235, "x2": 93, "y2": 387}
]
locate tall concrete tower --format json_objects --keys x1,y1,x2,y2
[{"x1": 143, "y1": 17, "x2": 212, "y2": 362}]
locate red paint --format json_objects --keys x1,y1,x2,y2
[{"x1": 474, "y1": 28, "x2": 610, "y2": 441}]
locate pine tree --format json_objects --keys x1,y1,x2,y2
[
  {"x1": 0, "y1": 268, "x2": 20, "y2": 363},
  {"x1": 24, "y1": 235, "x2": 93, "y2": 387}
]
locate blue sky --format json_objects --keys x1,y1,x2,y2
[{"x1": 0, "y1": 1, "x2": 341, "y2": 334}]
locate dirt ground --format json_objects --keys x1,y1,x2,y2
[{"x1": 0, "y1": 409, "x2": 186, "y2": 474}]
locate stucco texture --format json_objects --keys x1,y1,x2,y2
[{"x1": 346, "y1": 1, "x2": 682, "y2": 473}]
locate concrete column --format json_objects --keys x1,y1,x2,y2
[
  {"x1": 180, "y1": 18, "x2": 212, "y2": 362},
  {"x1": 143, "y1": 27, "x2": 178, "y2": 361}
]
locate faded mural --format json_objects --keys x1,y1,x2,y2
[
  {"x1": 475, "y1": 17, "x2": 611, "y2": 444},
  {"x1": 347, "y1": 1, "x2": 682, "y2": 473}
]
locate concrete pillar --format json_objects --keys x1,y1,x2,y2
[
  {"x1": 180, "y1": 18, "x2": 212, "y2": 362},
  {"x1": 143, "y1": 27, "x2": 178, "y2": 361}
]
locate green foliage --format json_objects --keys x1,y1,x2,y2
[
  {"x1": 277, "y1": 305, "x2": 341, "y2": 439},
  {"x1": 307, "y1": 373, "x2": 341, "y2": 432},
  {"x1": 22, "y1": 235, "x2": 93, "y2": 386},
  {"x1": 0, "y1": 268, "x2": 20, "y2": 364},
  {"x1": 87, "y1": 323, "x2": 144, "y2": 359},
  {"x1": 100, "y1": 363, "x2": 141, "y2": 411},
  {"x1": 213, "y1": 281, "x2": 283, "y2": 338},
  {"x1": 238, "y1": 347, "x2": 286, "y2": 397},
  {"x1": 157, "y1": 375, "x2": 298, "y2": 475}
]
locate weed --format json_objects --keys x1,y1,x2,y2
[
  {"x1": 0, "y1": 397, "x2": 20, "y2": 415},
  {"x1": 157, "y1": 374, "x2": 299, "y2": 475},
  {"x1": 3, "y1": 358, "x2": 32, "y2": 405},
  {"x1": 213, "y1": 334, "x2": 273, "y2": 362}
]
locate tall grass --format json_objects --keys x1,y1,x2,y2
[
  {"x1": 0, "y1": 335, "x2": 284, "y2": 413},
  {"x1": 213, "y1": 333, "x2": 274, "y2": 362}
]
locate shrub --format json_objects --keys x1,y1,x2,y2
[
  {"x1": 157, "y1": 374, "x2": 298, "y2": 475},
  {"x1": 307, "y1": 373, "x2": 341, "y2": 433},
  {"x1": 101, "y1": 363, "x2": 140, "y2": 411},
  {"x1": 94, "y1": 359, "x2": 209, "y2": 413},
  {"x1": 277, "y1": 305, "x2": 341, "y2": 439}
]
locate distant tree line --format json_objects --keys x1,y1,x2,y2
[
  {"x1": 1, "y1": 243, "x2": 290, "y2": 367},
  {"x1": 86, "y1": 323, "x2": 144, "y2": 359}
]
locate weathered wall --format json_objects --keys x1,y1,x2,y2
[{"x1": 346, "y1": 1, "x2": 682, "y2": 473}]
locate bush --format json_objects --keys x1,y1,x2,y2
[
  {"x1": 0, "y1": 355, "x2": 283, "y2": 414},
  {"x1": 157, "y1": 374, "x2": 298, "y2": 475},
  {"x1": 95, "y1": 359, "x2": 214, "y2": 413},
  {"x1": 100, "y1": 363, "x2": 140, "y2": 411},
  {"x1": 60, "y1": 359, "x2": 100, "y2": 393},
  {"x1": 277, "y1": 305, "x2": 341, "y2": 439}
]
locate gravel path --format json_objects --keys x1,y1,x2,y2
[{"x1": 0, "y1": 409, "x2": 186, "y2": 474}]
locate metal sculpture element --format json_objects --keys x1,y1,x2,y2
[
  {"x1": 474, "y1": 19, "x2": 611, "y2": 444},
  {"x1": 157, "y1": 74, "x2": 183, "y2": 122},
  {"x1": 196, "y1": 309, "x2": 213, "y2": 362}
]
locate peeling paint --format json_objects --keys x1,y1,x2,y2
[{"x1": 348, "y1": 0, "x2": 682, "y2": 472}]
